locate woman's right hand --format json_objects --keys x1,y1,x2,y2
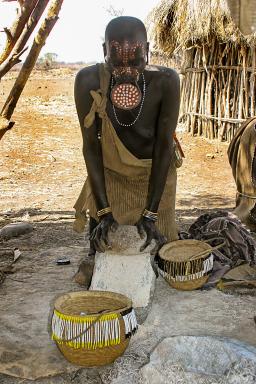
[{"x1": 89, "y1": 213, "x2": 119, "y2": 253}]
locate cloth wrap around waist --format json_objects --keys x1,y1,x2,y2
[
  {"x1": 228, "y1": 116, "x2": 256, "y2": 229},
  {"x1": 73, "y1": 63, "x2": 179, "y2": 241}
]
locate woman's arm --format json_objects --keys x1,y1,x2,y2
[
  {"x1": 136, "y1": 69, "x2": 180, "y2": 253},
  {"x1": 74, "y1": 67, "x2": 118, "y2": 252}
]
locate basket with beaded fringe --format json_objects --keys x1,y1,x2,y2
[
  {"x1": 157, "y1": 240, "x2": 215, "y2": 290},
  {"x1": 51, "y1": 291, "x2": 138, "y2": 367}
]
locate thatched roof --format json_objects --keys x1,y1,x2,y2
[{"x1": 147, "y1": 0, "x2": 256, "y2": 56}]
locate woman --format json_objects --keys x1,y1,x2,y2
[{"x1": 228, "y1": 117, "x2": 256, "y2": 231}]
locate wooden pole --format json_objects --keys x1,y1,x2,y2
[{"x1": 250, "y1": 47, "x2": 256, "y2": 116}]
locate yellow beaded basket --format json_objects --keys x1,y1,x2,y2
[
  {"x1": 51, "y1": 291, "x2": 138, "y2": 367},
  {"x1": 158, "y1": 240, "x2": 214, "y2": 290}
]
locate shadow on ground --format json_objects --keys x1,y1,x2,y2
[{"x1": 0, "y1": 192, "x2": 236, "y2": 250}]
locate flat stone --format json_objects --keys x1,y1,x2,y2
[
  {"x1": 0, "y1": 222, "x2": 33, "y2": 240},
  {"x1": 140, "y1": 336, "x2": 256, "y2": 384},
  {"x1": 90, "y1": 226, "x2": 156, "y2": 323}
]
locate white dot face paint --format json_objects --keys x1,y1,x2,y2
[{"x1": 106, "y1": 39, "x2": 147, "y2": 84}]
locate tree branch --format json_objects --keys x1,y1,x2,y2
[
  {"x1": 0, "y1": 0, "x2": 39, "y2": 64},
  {"x1": 2, "y1": 27, "x2": 12, "y2": 40},
  {"x1": 0, "y1": 46, "x2": 28, "y2": 78},
  {"x1": 0, "y1": 0, "x2": 64, "y2": 140},
  {"x1": 0, "y1": 0, "x2": 50, "y2": 79},
  {"x1": 0, "y1": 117, "x2": 15, "y2": 140}
]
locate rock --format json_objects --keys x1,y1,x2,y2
[
  {"x1": 73, "y1": 256, "x2": 95, "y2": 288},
  {"x1": 140, "y1": 336, "x2": 256, "y2": 384},
  {"x1": 0, "y1": 222, "x2": 33, "y2": 240},
  {"x1": 106, "y1": 225, "x2": 155, "y2": 255},
  {"x1": 90, "y1": 226, "x2": 156, "y2": 323}
]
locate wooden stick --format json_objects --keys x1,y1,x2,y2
[
  {"x1": 180, "y1": 112, "x2": 246, "y2": 124},
  {"x1": 200, "y1": 71, "x2": 206, "y2": 136},
  {"x1": 191, "y1": 47, "x2": 200, "y2": 135},
  {"x1": 181, "y1": 65, "x2": 256, "y2": 73},
  {"x1": 238, "y1": 70, "x2": 244, "y2": 120},
  {"x1": 250, "y1": 47, "x2": 256, "y2": 116},
  {"x1": 189, "y1": 241, "x2": 225, "y2": 261}
]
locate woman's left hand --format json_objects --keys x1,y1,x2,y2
[{"x1": 135, "y1": 216, "x2": 167, "y2": 255}]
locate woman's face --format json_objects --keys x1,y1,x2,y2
[{"x1": 105, "y1": 39, "x2": 147, "y2": 83}]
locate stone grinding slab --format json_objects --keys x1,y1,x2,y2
[{"x1": 89, "y1": 226, "x2": 156, "y2": 322}]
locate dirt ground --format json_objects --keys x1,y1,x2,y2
[
  {"x1": 0, "y1": 68, "x2": 236, "y2": 226},
  {"x1": 0, "y1": 69, "x2": 248, "y2": 384}
]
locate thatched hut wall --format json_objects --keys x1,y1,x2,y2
[
  {"x1": 150, "y1": 52, "x2": 180, "y2": 70},
  {"x1": 148, "y1": 0, "x2": 256, "y2": 141}
]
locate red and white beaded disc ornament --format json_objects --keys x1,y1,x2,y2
[{"x1": 110, "y1": 83, "x2": 142, "y2": 110}]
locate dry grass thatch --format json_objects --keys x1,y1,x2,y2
[
  {"x1": 148, "y1": 0, "x2": 255, "y2": 56},
  {"x1": 147, "y1": 0, "x2": 256, "y2": 141}
]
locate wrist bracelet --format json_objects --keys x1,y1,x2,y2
[
  {"x1": 97, "y1": 207, "x2": 111, "y2": 217},
  {"x1": 142, "y1": 209, "x2": 158, "y2": 222}
]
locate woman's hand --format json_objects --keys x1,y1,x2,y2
[
  {"x1": 90, "y1": 213, "x2": 118, "y2": 253},
  {"x1": 135, "y1": 216, "x2": 167, "y2": 255}
]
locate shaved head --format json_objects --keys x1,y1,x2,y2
[
  {"x1": 105, "y1": 16, "x2": 147, "y2": 43},
  {"x1": 103, "y1": 16, "x2": 149, "y2": 87}
]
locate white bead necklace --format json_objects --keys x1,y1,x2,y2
[{"x1": 111, "y1": 73, "x2": 146, "y2": 127}]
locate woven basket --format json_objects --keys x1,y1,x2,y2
[
  {"x1": 51, "y1": 291, "x2": 138, "y2": 367},
  {"x1": 158, "y1": 240, "x2": 214, "y2": 290}
]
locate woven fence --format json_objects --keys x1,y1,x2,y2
[{"x1": 179, "y1": 40, "x2": 256, "y2": 140}]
